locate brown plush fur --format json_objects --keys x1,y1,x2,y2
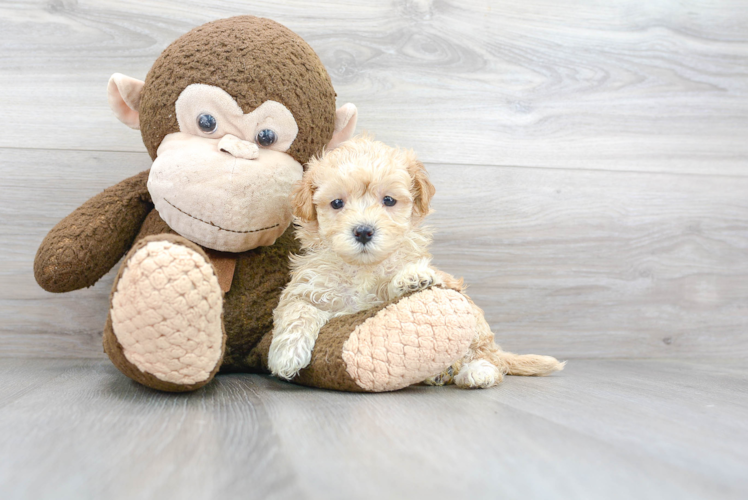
[
  {"x1": 222, "y1": 228, "x2": 301, "y2": 371},
  {"x1": 34, "y1": 170, "x2": 153, "y2": 293},
  {"x1": 138, "y1": 16, "x2": 336, "y2": 164}
]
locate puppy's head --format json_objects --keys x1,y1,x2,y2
[{"x1": 292, "y1": 135, "x2": 435, "y2": 265}]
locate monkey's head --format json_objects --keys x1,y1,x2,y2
[{"x1": 107, "y1": 16, "x2": 357, "y2": 252}]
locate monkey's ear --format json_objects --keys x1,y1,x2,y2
[
  {"x1": 292, "y1": 174, "x2": 317, "y2": 222},
  {"x1": 107, "y1": 73, "x2": 145, "y2": 130},
  {"x1": 326, "y1": 103, "x2": 358, "y2": 150},
  {"x1": 407, "y1": 153, "x2": 436, "y2": 218}
]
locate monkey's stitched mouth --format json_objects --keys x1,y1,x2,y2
[{"x1": 163, "y1": 198, "x2": 279, "y2": 234}]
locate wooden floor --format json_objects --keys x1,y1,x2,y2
[{"x1": 0, "y1": 358, "x2": 746, "y2": 500}]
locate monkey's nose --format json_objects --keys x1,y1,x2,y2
[
  {"x1": 218, "y1": 134, "x2": 259, "y2": 160},
  {"x1": 353, "y1": 225, "x2": 374, "y2": 245}
]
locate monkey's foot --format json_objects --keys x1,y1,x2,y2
[
  {"x1": 283, "y1": 287, "x2": 476, "y2": 392},
  {"x1": 104, "y1": 235, "x2": 225, "y2": 392}
]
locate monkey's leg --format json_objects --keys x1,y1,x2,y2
[
  {"x1": 253, "y1": 287, "x2": 476, "y2": 392},
  {"x1": 103, "y1": 234, "x2": 226, "y2": 392}
]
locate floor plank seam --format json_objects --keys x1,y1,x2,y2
[{"x1": 3, "y1": 146, "x2": 748, "y2": 180}]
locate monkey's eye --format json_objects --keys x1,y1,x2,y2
[
  {"x1": 331, "y1": 199, "x2": 345, "y2": 210},
  {"x1": 256, "y1": 129, "x2": 277, "y2": 147},
  {"x1": 383, "y1": 196, "x2": 397, "y2": 207},
  {"x1": 197, "y1": 114, "x2": 217, "y2": 134}
]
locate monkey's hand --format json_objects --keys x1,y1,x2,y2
[
  {"x1": 269, "y1": 299, "x2": 331, "y2": 380},
  {"x1": 34, "y1": 170, "x2": 152, "y2": 293},
  {"x1": 388, "y1": 259, "x2": 442, "y2": 299}
]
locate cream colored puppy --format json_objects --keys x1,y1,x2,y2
[{"x1": 268, "y1": 136, "x2": 564, "y2": 387}]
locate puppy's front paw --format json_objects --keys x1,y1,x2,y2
[
  {"x1": 268, "y1": 333, "x2": 316, "y2": 380},
  {"x1": 389, "y1": 263, "x2": 440, "y2": 298}
]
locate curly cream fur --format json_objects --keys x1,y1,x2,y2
[{"x1": 268, "y1": 136, "x2": 565, "y2": 385}]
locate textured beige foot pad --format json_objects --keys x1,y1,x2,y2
[
  {"x1": 342, "y1": 287, "x2": 476, "y2": 392},
  {"x1": 111, "y1": 239, "x2": 224, "y2": 386}
]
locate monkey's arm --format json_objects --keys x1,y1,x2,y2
[{"x1": 34, "y1": 169, "x2": 153, "y2": 293}]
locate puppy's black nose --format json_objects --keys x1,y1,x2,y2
[{"x1": 353, "y1": 225, "x2": 374, "y2": 245}]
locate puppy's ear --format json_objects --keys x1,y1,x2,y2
[
  {"x1": 292, "y1": 174, "x2": 317, "y2": 222},
  {"x1": 407, "y1": 153, "x2": 435, "y2": 217}
]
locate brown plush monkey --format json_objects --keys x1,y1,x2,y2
[{"x1": 34, "y1": 16, "x2": 476, "y2": 392}]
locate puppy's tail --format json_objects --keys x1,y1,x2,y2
[{"x1": 495, "y1": 351, "x2": 566, "y2": 376}]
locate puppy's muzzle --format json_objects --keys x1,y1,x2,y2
[{"x1": 353, "y1": 225, "x2": 375, "y2": 245}]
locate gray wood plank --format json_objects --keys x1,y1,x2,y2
[
  {"x1": 0, "y1": 149, "x2": 150, "y2": 358},
  {"x1": 0, "y1": 358, "x2": 87, "y2": 408},
  {"x1": 428, "y1": 163, "x2": 748, "y2": 358},
  {"x1": 0, "y1": 0, "x2": 747, "y2": 174},
  {"x1": 3, "y1": 148, "x2": 746, "y2": 358},
  {"x1": 487, "y1": 358, "x2": 748, "y2": 494},
  {"x1": 256, "y1": 358, "x2": 748, "y2": 500},
  {"x1": 0, "y1": 358, "x2": 746, "y2": 500},
  {"x1": 0, "y1": 359, "x2": 306, "y2": 500}
]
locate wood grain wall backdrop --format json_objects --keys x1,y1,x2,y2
[{"x1": 0, "y1": 0, "x2": 746, "y2": 358}]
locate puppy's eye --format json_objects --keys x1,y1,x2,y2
[
  {"x1": 197, "y1": 113, "x2": 217, "y2": 134},
  {"x1": 383, "y1": 196, "x2": 397, "y2": 207},
  {"x1": 331, "y1": 199, "x2": 345, "y2": 210},
  {"x1": 256, "y1": 129, "x2": 277, "y2": 147}
]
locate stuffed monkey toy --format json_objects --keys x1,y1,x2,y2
[{"x1": 34, "y1": 16, "x2": 476, "y2": 392}]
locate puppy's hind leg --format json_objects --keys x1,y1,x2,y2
[
  {"x1": 452, "y1": 302, "x2": 505, "y2": 389},
  {"x1": 454, "y1": 359, "x2": 504, "y2": 389},
  {"x1": 453, "y1": 301, "x2": 565, "y2": 389},
  {"x1": 473, "y1": 300, "x2": 565, "y2": 377},
  {"x1": 269, "y1": 299, "x2": 331, "y2": 380},
  {"x1": 455, "y1": 346, "x2": 564, "y2": 387}
]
